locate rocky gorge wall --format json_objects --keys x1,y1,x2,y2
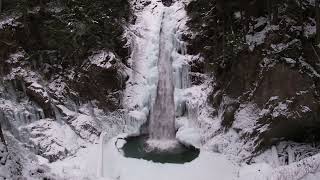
[
  {"x1": 185, "y1": 0, "x2": 320, "y2": 157},
  {"x1": 0, "y1": 0, "x2": 133, "y2": 178}
]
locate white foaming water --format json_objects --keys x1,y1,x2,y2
[{"x1": 146, "y1": 139, "x2": 181, "y2": 152}]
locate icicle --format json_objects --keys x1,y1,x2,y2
[
  {"x1": 20, "y1": 112, "x2": 27, "y2": 124},
  {"x1": 52, "y1": 104, "x2": 62, "y2": 123},
  {"x1": 174, "y1": 32, "x2": 188, "y2": 56},
  {"x1": 175, "y1": 97, "x2": 186, "y2": 117},
  {"x1": 88, "y1": 101, "x2": 96, "y2": 119},
  {"x1": 272, "y1": 146, "x2": 280, "y2": 167},
  {"x1": 186, "y1": 100, "x2": 199, "y2": 123},
  {"x1": 19, "y1": 111, "x2": 25, "y2": 124},
  {"x1": 39, "y1": 109, "x2": 45, "y2": 119},
  {"x1": 7, "y1": 81, "x2": 17, "y2": 102},
  {"x1": 21, "y1": 81, "x2": 27, "y2": 96},
  {"x1": 0, "y1": 110, "x2": 4, "y2": 121},
  {"x1": 183, "y1": 43, "x2": 187, "y2": 55},
  {"x1": 97, "y1": 132, "x2": 107, "y2": 177},
  {"x1": 75, "y1": 103, "x2": 79, "y2": 114},
  {"x1": 33, "y1": 107, "x2": 39, "y2": 121},
  {"x1": 174, "y1": 64, "x2": 190, "y2": 89},
  {"x1": 181, "y1": 64, "x2": 190, "y2": 89},
  {"x1": 72, "y1": 101, "x2": 79, "y2": 115},
  {"x1": 1, "y1": 111, "x2": 9, "y2": 129},
  {"x1": 287, "y1": 146, "x2": 295, "y2": 164},
  {"x1": 148, "y1": 86, "x2": 157, "y2": 110},
  {"x1": 13, "y1": 111, "x2": 20, "y2": 122},
  {"x1": 174, "y1": 67, "x2": 182, "y2": 89},
  {"x1": 125, "y1": 110, "x2": 148, "y2": 135},
  {"x1": 142, "y1": 90, "x2": 151, "y2": 109},
  {"x1": 26, "y1": 113, "x2": 32, "y2": 124}
]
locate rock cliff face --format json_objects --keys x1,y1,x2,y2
[
  {"x1": 0, "y1": 0, "x2": 131, "y2": 177},
  {"x1": 186, "y1": 0, "x2": 320, "y2": 152}
]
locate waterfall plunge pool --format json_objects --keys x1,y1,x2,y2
[{"x1": 121, "y1": 135, "x2": 200, "y2": 164}]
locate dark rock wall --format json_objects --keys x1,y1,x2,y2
[
  {"x1": 0, "y1": 0, "x2": 131, "y2": 114},
  {"x1": 0, "y1": 0, "x2": 132, "y2": 168},
  {"x1": 186, "y1": 0, "x2": 320, "y2": 151}
]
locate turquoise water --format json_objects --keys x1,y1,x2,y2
[{"x1": 122, "y1": 136, "x2": 200, "y2": 164}]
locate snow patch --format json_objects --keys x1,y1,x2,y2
[
  {"x1": 88, "y1": 51, "x2": 116, "y2": 69},
  {"x1": 246, "y1": 22, "x2": 279, "y2": 51},
  {"x1": 233, "y1": 103, "x2": 260, "y2": 134},
  {"x1": 23, "y1": 119, "x2": 86, "y2": 161}
]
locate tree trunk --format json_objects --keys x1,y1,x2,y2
[
  {"x1": 316, "y1": 0, "x2": 320, "y2": 44},
  {"x1": 0, "y1": 0, "x2": 2, "y2": 13}
]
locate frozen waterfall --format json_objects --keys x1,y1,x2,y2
[{"x1": 122, "y1": 0, "x2": 192, "y2": 150}]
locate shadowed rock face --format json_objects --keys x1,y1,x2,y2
[
  {"x1": 0, "y1": 0, "x2": 131, "y2": 165},
  {"x1": 162, "y1": 0, "x2": 172, "y2": 7},
  {"x1": 0, "y1": 0, "x2": 131, "y2": 112},
  {"x1": 186, "y1": 0, "x2": 320, "y2": 151}
]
